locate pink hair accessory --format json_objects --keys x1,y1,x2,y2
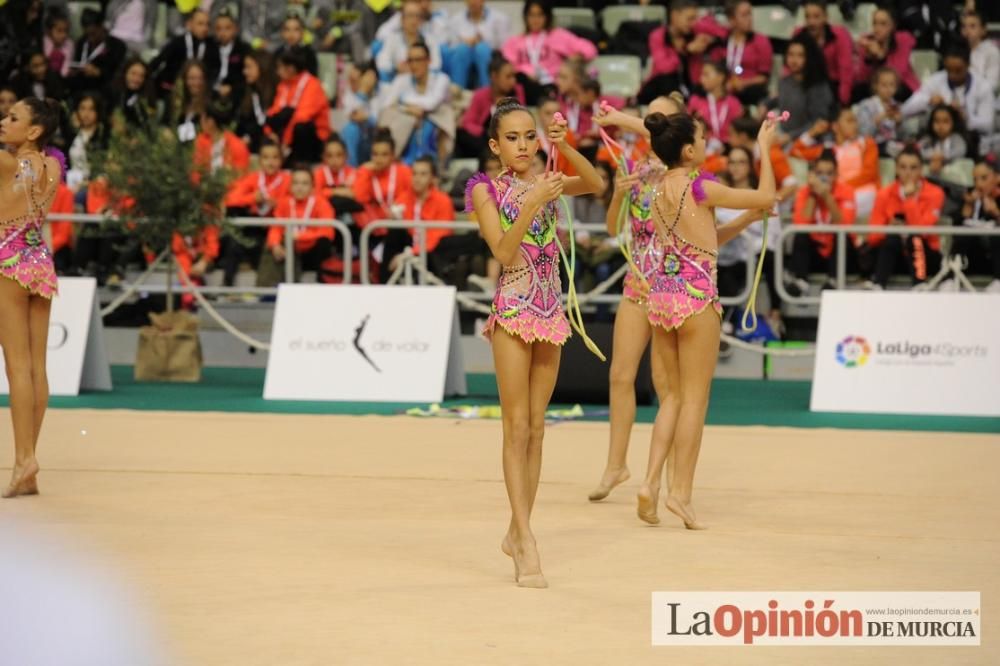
[
  {"x1": 767, "y1": 110, "x2": 791, "y2": 122},
  {"x1": 552, "y1": 112, "x2": 565, "y2": 123}
]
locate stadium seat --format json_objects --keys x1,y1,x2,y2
[
  {"x1": 153, "y1": 2, "x2": 169, "y2": 49},
  {"x1": 318, "y1": 53, "x2": 338, "y2": 100},
  {"x1": 67, "y1": 0, "x2": 102, "y2": 40},
  {"x1": 878, "y1": 157, "x2": 896, "y2": 184},
  {"x1": 788, "y1": 156, "x2": 809, "y2": 185},
  {"x1": 769, "y1": 53, "x2": 783, "y2": 96},
  {"x1": 593, "y1": 55, "x2": 642, "y2": 99},
  {"x1": 601, "y1": 5, "x2": 667, "y2": 39},
  {"x1": 553, "y1": 7, "x2": 596, "y2": 32},
  {"x1": 794, "y1": 5, "x2": 843, "y2": 27},
  {"x1": 753, "y1": 5, "x2": 797, "y2": 40},
  {"x1": 849, "y1": 3, "x2": 877, "y2": 38},
  {"x1": 935, "y1": 158, "x2": 975, "y2": 188},
  {"x1": 910, "y1": 50, "x2": 940, "y2": 84}
]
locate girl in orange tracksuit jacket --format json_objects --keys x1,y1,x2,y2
[
  {"x1": 48, "y1": 182, "x2": 75, "y2": 272},
  {"x1": 265, "y1": 167, "x2": 336, "y2": 279},
  {"x1": 266, "y1": 49, "x2": 330, "y2": 164}
]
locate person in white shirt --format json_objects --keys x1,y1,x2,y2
[
  {"x1": 375, "y1": 0, "x2": 449, "y2": 46},
  {"x1": 375, "y1": 41, "x2": 455, "y2": 165},
  {"x1": 374, "y1": 0, "x2": 444, "y2": 81},
  {"x1": 961, "y1": 10, "x2": 1000, "y2": 93},
  {"x1": 340, "y1": 61, "x2": 380, "y2": 166},
  {"x1": 445, "y1": 0, "x2": 511, "y2": 89},
  {"x1": 900, "y1": 40, "x2": 995, "y2": 135}
]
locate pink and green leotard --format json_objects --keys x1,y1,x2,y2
[
  {"x1": 0, "y1": 154, "x2": 59, "y2": 299},
  {"x1": 621, "y1": 156, "x2": 666, "y2": 305}
]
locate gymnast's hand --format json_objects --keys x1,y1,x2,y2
[
  {"x1": 530, "y1": 172, "x2": 564, "y2": 206},
  {"x1": 547, "y1": 115, "x2": 569, "y2": 147},
  {"x1": 757, "y1": 117, "x2": 779, "y2": 150},
  {"x1": 613, "y1": 169, "x2": 638, "y2": 194}
]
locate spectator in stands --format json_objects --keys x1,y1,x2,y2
[
  {"x1": 892, "y1": 0, "x2": 959, "y2": 51},
  {"x1": 208, "y1": 8, "x2": 250, "y2": 104},
  {"x1": 48, "y1": 179, "x2": 76, "y2": 273},
  {"x1": 788, "y1": 149, "x2": 858, "y2": 294},
  {"x1": 639, "y1": 0, "x2": 709, "y2": 104},
  {"x1": 775, "y1": 32, "x2": 835, "y2": 142},
  {"x1": 238, "y1": 0, "x2": 288, "y2": 50},
  {"x1": 854, "y1": 67, "x2": 904, "y2": 158},
  {"x1": 446, "y1": 0, "x2": 512, "y2": 89},
  {"x1": 853, "y1": 7, "x2": 919, "y2": 102},
  {"x1": 729, "y1": 115, "x2": 798, "y2": 206},
  {"x1": 950, "y1": 159, "x2": 1000, "y2": 292},
  {"x1": 594, "y1": 106, "x2": 653, "y2": 171},
  {"x1": 236, "y1": 50, "x2": 276, "y2": 154},
  {"x1": 865, "y1": 146, "x2": 946, "y2": 289},
  {"x1": 376, "y1": 0, "x2": 444, "y2": 81},
  {"x1": 275, "y1": 14, "x2": 319, "y2": 77},
  {"x1": 66, "y1": 8, "x2": 127, "y2": 98},
  {"x1": 266, "y1": 47, "x2": 330, "y2": 165},
  {"x1": 901, "y1": 40, "x2": 996, "y2": 136},
  {"x1": 65, "y1": 93, "x2": 109, "y2": 206},
  {"x1": 353, "y1": 130, "x2": 415, "y2": 225},
  {"x1": 694, "y1": 0, "x2": 773, "y2": 107},
  {"x1": 457, "y1": 53, "x2": 524, "y2": 158},
  {"x1": 537, "y1": 96, "x2": 577, "y2": 175},
  {"x1": 222, "y1": 141, "x2": 290, "y2": 285},
  {"x1": 502, "y1": 0, "x2": 597, "y2": 105},
  {"x1": 792, "y1": 107, "x2": 879, "y2": 219},
  {"x1": 43, "y1": 9, "x2": 72, "y2": 78},
  {"x1": 150, "y1": 9, "x2": 212, "y2": 99},
  {"x1": 718, "y1": 144, "x2": 784, "y2": 336},
  {"x1": 919, "y1": 104, "x2": 969, "y2": 181},
  {"x1": 258, "y1": 165, "x2": 336, "y2": 286},
  {"x1": 375, "y1": 41, "x2": 454, "y2": 166},
  {"x1": 10, "y1": 51, "x2": 66, "y2": 102},
  {"x1": 961, "y1": 10, "x2": 1000, "y2": 93},
  {"x1": 688, "y1": 61, "x2": 743, "y2": 155},
  {"x1": 195, "y1": 97, "x2": 251, "y2": 175},
  {"x1": 794, "y1": 0, "x2": 855, "y2": 106},
  {"x1": 313, "y1": 136, "x2": 362, "y2": 217},
  {"x1": 109, "y1": 56, "x2": 156, "y2": 133},
  {"x1": 165, "y1": 60, "x2": 210, "y2": 143},
  {"x1": 0, "y1": 85, "x2": 15, "y2": 119},
  {"x1": 105, "y1": 0, "x2": 158, "y2": 54},
  {"x1": 392, "y1": 155, "x2": 455, "y2": 273},
  {"x1": 171, "y1": 224, "x2": 220, "y2": 297},
  {"x1": 375, "y1": 0, "x2": 450, "y2": 48},
  {"x1": 340, "y1": 61, "x2": 380, "y2": 167}
]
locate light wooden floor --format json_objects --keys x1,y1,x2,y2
[{"x1": 2, "y1": 409, "x2": 998, "y2": 665}]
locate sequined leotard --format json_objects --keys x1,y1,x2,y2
[
  {"x1": 0, "y1": 153, "x2": 59, "y2": 298},
  {"x1": 621, "y1": 156, "x2": 665, "y2": 305},
  {"x1": 466, "y1": 171, "x2": 571, "y2": 345},
  {"x1": 646, "y1": 170, "x2": 723, "y2": 330}
]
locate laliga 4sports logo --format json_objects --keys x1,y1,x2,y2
[{"x1": 835, "y1": 336, "x2": 870, "y2": 368}]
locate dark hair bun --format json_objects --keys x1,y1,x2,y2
[
  {"x1": 644, "y1": 112, "x2": 671, "y2": 138},
  {"x1": 494, "y1": 96, "x2": 523, "y2": 114}
]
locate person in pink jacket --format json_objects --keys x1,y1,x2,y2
[
  {"x1": 692, "y1": 0, "x2": 774, "y2": 106},
  {"x1": 456, "y1": 54, "x2": 525, "y2": 157},
  {"x1": 853, "y1": 7, "x2": 920, "y2": 101},
  {"x1": 639, "y1": 0, "x2": 711, "y2": 104},
  {"x1": 794, "y1": 0, "x2": 856, "y2": 106},
  {"x1": 688, "y1": 61, "x2": 743, "y2": 154},
  {"x1": 501, "y1": 0, "x2": 597, "y2": 105}
]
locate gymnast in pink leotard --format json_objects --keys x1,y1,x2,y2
[
  {"x1": 635, "y1": 110, "x2": 779, "y2": 529},
  {"x1": 0, "y1": 98, "x2": 63, "y2": 499}
]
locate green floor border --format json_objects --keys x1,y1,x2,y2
[{"x1": 2, "y1": 366, "x2": 997, "y2": 434}]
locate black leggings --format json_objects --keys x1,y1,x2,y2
[
  {"x1": 874, "y1": 235, "x2": 941, "y2": 287},
  {"x1": 950, "y1": 232, "x2": 1000, "y2": 280}
]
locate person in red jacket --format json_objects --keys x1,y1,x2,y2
[
  {"x1": 48, "y1": 181, "x2": 75, "y2": 273},
  {"x1": 865, "y1": 146, "x2": 946, "y2": 289},
  {"x1": 258, "y1": 165, "x2": 335, "y2": 286},
  {"x1": 398, "y1": 154, "x2": 455, "y2": 256},
  {"x1": 221, "y1": 141, "x2": 290, "y2": 285},
  {"x1": 788, "y1": 149, "x2": 858, "y2": 294},
  {"x1": 266, "y1": 47, "x2": 330, "y2": 165},
  {"x1": 194, "y1": 99, "x2": 251, "y2": 175},
  {"x1": 794, "y1": 0, "x2": 856, "y2": 106},
  {"x1": 313, "y1": 136, "x2": 361, "y2": 217}
]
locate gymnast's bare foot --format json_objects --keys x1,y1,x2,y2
[
  {"x1": 19, "y1": 476, "x2": 38, "y2": 496},
  {"x1": 509, "y1": 533, "x2": 547, "y2": 588},
  {"x1": 3, "y1": 458, "x2": 39, "y2": 499},
  {"x1": 637, "y1": 484, "x2": 660, "y2": 525},
  {"x1": 665, "y1": 494, "x2": 706, "y2": 530},
  {"x1": 501, "y1": 533, "x2": 516, "y2": 580},
  {"x1": 588, "y1": 467, "x2": 630, "y2": 502}
]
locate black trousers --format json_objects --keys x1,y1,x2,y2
[
  {"x1": 874, "y1": 235, "x2": 941, "y2": 287},
  {"x1": 951, "y1": 232, "x2": 1000, "y2": 280}
]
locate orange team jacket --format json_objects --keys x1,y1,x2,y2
[
  {"x1": 538, "y1": 129, "x2": 578, "y2": 176},
  {"x1": 193, "y1": 131, "x2": 252, "y2": 174},
  {"x1": 754, "y1": 144, "x2": 792, "y2": 187},
  {"x1": 313, "y1": 164, "x2": 357, "y2": 200},
  {"x1": 353, "y1": 162, "x2": 414, "y2": 229},
  {"x1": 224, "y1": 170, "x2": 291, "y2": 216},
  {"x1": 267, "y1": 71, "x2": 331, "y2": 146},
  {"x1": 267, "y1": 195, "x2": 336, "y2": 252},
  {"x1": 790, "y1": 136, "x2": 879, "y2": 191},
  {"x1": 48, "y1": 182, "x2": 75, "y2": 254},
  {"x1": 398, "y1": 186, "x2": 455, "y2": 253},
  {"x1": 171, "y1": 226, "x2": 221, "y2": 277},
  {"x1": 866, "y1": 179, "x2": 946, "y2": 251},
  {"x1": 792, "y1": 181, "x2": 858, "y2": 258}
]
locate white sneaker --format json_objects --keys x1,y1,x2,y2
[
  {"x1": 985, "y1": 279, "x2": 1000, "y2": 294},
  {"x1": 937, "y1": 278, "x2": 958, "y2": 292},
  {"x1": 861, "y1": 280, "x2": 883, "y2": 291}
]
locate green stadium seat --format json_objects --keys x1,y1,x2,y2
[
  {"x1": 910, "y1": 50, "x2": 940, "y2": 84},
  {"x1": 553, "y1": 7, "x2": 596, "y2": 32},
  {"x1": 753, "y1": 5, "x2": 797, "y2": 40},
  {"x1": 601, "y1": 5, "x2": 667, "y2": 38},
  {"x1": 878, "y1": 157, "x2": 896, "y2": 184},
  {"x1": 318, "y1": 53, "x2": 338, "y2": 100},
  {"x1": 935, "y1": 158, "x2": 974, "y2": 188},
  {"x1": 849, "y1": 3, "x2": 877, "y2": 38},
  {"x1": 593, "y1": 55, "x2": 642, "y2": 99}
]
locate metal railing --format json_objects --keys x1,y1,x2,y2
[
  {"x1": 776, "y1": 224, "x2": 1000, "y2": 305},
  {"x1": 358, "y1": 219, "x2": 759, "y2": 307},
  {"x1": 47, "y1": 213, "x2": 353, "y2": 289}
]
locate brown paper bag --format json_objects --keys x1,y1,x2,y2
[{"x1": 134, "y1": 311, "x2": 203, "y2": 382}]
